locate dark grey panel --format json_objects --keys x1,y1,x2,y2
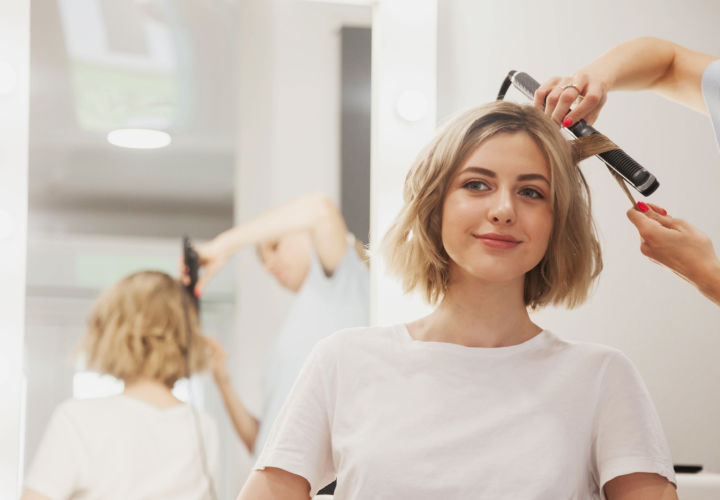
[{"x1": 340, "y1": 26, "x2": 371, "y2": 244}]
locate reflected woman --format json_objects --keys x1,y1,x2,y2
[
  {"x1": 236, "y1": 101, "x2": 677, "y2": 499},
  {"x1": 22, "y1": 271, "x2": 218, "y2": 500}
]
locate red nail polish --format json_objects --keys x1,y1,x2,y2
[
  {"x1": 637, "y1": 201, "x2": 649, "y2": 213},
  {"x1": 195, "y1": 289, "x2": 202, "y2": 298},
  {"x1": 660, "y1": 208, "x2": 667, "y2": 216},
  {"x1": 562, "y1": 117, "x2": 573, "y2": 128}
]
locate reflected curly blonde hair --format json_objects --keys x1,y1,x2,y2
[
  {"x1": 81, "y1": 271, "x2": 209, "y2": 387},
  {"x1": 382, "y1": 101, "x2": 607, "y2": 309}
]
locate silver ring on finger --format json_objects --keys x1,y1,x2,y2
[{"x1": 561, "y1": 83, "x2": 581, "y2": 93}]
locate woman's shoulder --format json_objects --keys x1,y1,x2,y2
[
  {"x1": 314, "y1": 324, "x2": 403, "y2": 355},
  {"x1": 54, "y1": 394, "x2": 124, "y2": 416},
  {"x1": 42, "y1": 395, "x2": 130, "y2": 436},
  {"x1": 546, "y1": 331, "x2": 635, "y2": 367}
]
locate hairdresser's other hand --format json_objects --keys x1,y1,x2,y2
[
  {"x1": 205, "y1": 335, "x2": 230, "y2": 384},
  {"x1": 534, "y1": 70, "x2": 609, "y2": 127},
  {"x1": 179, "y1": 239, "x2": 230, "y2": 297},
  {"x1": 627, "y1": 202, "x2": 720, "y2": 292}
]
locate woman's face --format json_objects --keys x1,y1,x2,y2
[
  {"x1": 441, "y1": 131, "x2": 554, "y2": 286},
  {"x1": 258, "y1": 232, "x2": 312, "y2": 292}
]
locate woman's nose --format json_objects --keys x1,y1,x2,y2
[{"x1": 487, "y1": 190, "x2": 515, "y2": 225}]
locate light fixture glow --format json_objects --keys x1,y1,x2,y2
[
  {"x1": 107, "y1": 128, "x2": 172, "y2": 149},
  {"x1": 0, "y1": 62, "x2": 17, "y2": 95},
  {"x1": 396, "y1": 90, "x2": 428, "y2": 122}
]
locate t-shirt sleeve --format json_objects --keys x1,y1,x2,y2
[
  {"x1": 592, "y1": 352, "x2": 676, "y2": 497},
  {"x1": 24, "y1": 403, "x2": 86, "y2": 499},
  {"x1": 254, "y1": 342, "x2": 335, "y2": 495},
  {"x1": 702, "y1": 58, "x2": 720, "y2": 150}
]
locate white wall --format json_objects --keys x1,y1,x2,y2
[
  {"x1": 0, "y1": 1, "x2": 29, "y2": 498},
  {"x1": 370, "y1": 0, "x2": 437, "y2": 325},
  {"x1": 233, "y1": 0, "x2": 371, "y2": 489},
  {"x1": 436, "y1": 0, "x2": 720, "y2": 470}
]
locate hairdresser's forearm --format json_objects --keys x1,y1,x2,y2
[
  {"x1": 214, "y1": 373, "x2": 260, "y2": 453},
  {"x1": 581, "y1": 37, "x2": 676, "y2": 93},
  {"x1": 583, "y1": 37, "x2": 715, "y2": 113},
  {"x1": 690, "y1": 257, "x2": 720, "y2": 307}
]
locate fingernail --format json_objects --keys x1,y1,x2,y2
[
  {"x1": 195, "y1": 288, "x2": 202, "y2": 298},
  {"x1": 637, "y1": 201, "x2": 649, "y2": 213},
  {"x1": 562, "y1": 117, "x2": 573, "y2": 128},
  {"x1": 659, "y1": 208, "x2": 667, "y2": 216}
]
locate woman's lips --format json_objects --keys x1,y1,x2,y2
[{"x1": 473, "y1": 233, "x2": 521, "y2": 249}]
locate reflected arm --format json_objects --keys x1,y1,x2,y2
[
  {"x1": 214, "y1": 372, "x2": 260, "y2": 453},
  {"x1": 211, "y1": 193, "x2": 348, "y2": 270},
  {"x1": 192, "y1": 193, "x2": 351, "y2": 294}
]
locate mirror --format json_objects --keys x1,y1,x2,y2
[{"x1": 22, "y1": 0, "x2": 371, "y2": 498}]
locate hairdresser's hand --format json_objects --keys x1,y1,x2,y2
[
  {"x1": 627, "y1": 202, "x2": 720, "y2": 297},
  {"x1": 205, "y1": 335, "x2": 231, "y2": 385},
  {"x1": 534, "y1": 70, "x2": 609, "y2": 127},
  {"x1": 179, "y1": 239, "x2": 230, "y2": 297}
]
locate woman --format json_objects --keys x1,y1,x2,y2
[
  {"x1": 237, "y1": 102, "x2": 677, "y2": 499},
  {"x1": 22, "y1": 271, "x2": 218, "y2": 500},
  {"x1": 535, "y1": 36, "x2": 720, "y2": 306}
]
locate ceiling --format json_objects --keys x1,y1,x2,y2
[{"x1": 29, "y1": 0, "x2": 237, "y2": 235}]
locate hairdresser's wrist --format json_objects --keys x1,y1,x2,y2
[
  {"x1": 691, "y1": 256, "x2": 720, "y2": 306},
  {"x1": 576, "y1": 63, "x2": 615, "y2": 93}
]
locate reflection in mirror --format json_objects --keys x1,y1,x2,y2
[
  {"x1": 23, "y1": 0, "x2": 236, "y2": 498},
  {"x1": 22, "y1": 0, "x2": 372, "y2": 498}
]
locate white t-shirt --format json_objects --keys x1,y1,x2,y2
[
  {"x1": 24, "y1": 395, "x2": 219, "y2": 500},
  {"x1": 702, "y1": 58, "x2": 720, "y2": 149},
  {"x1": 255, "y1": 325, "x2": 676, "y2": 499},
  {"x1": 255, "y1": 236, "x2": 369, "y2": 452}
]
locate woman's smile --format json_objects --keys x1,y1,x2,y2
[{"x1": 473, "y1": 232, "x2": 522, "y2": 250}]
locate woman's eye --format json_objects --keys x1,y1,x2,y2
[
  {"x1": 464, "y1": 180, "x2": 489, "y2": 191},
  {"x1": 519, "y1": 187, "x2": 544, "y2": 199}
]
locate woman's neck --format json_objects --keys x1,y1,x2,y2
[
  {"x1": 408, "y1": 271, "x2": 541, "y2": 348},
  {"x1": 123, "y1": 378, "x2": 183, "y2": 409}
]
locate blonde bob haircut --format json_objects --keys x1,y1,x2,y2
[
  {"x1": 382, "y1": 101, "x2": 606, "y2": 309},
  {"x1": 81, "y1": 270, "x2": 209, "y2": 388}
]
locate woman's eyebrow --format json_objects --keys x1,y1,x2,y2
[
  {"x1": 461, "y1": 166, "x2": 549, "y2": 185},
  {"x1": 517, "y1": 173, "x2": 550, "y2": 185},
  {"x1": 460, "y1": 166, "x2": 495, "y2": 177}
]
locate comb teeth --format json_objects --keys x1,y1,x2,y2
[{"x1": 511, "y1": 72, "x2": 541, "y2": 101}]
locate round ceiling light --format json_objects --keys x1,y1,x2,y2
[{"x1": 107, "y1": 128, "x2": 172, "y2": 149}]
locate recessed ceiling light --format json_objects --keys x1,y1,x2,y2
[{"x1": 106, "y1": 128, "x2": 172, "y2": 149}]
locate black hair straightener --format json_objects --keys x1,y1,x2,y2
[
  {"x1": 181, "y1": 236, "x2": 217, "y2": 500},
  {"x1": 183, "y1": 236, "x2": 200, "y2": 310},
  {"x1": 497, "y1": 70, "x2": 659, "y2": 198}
]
